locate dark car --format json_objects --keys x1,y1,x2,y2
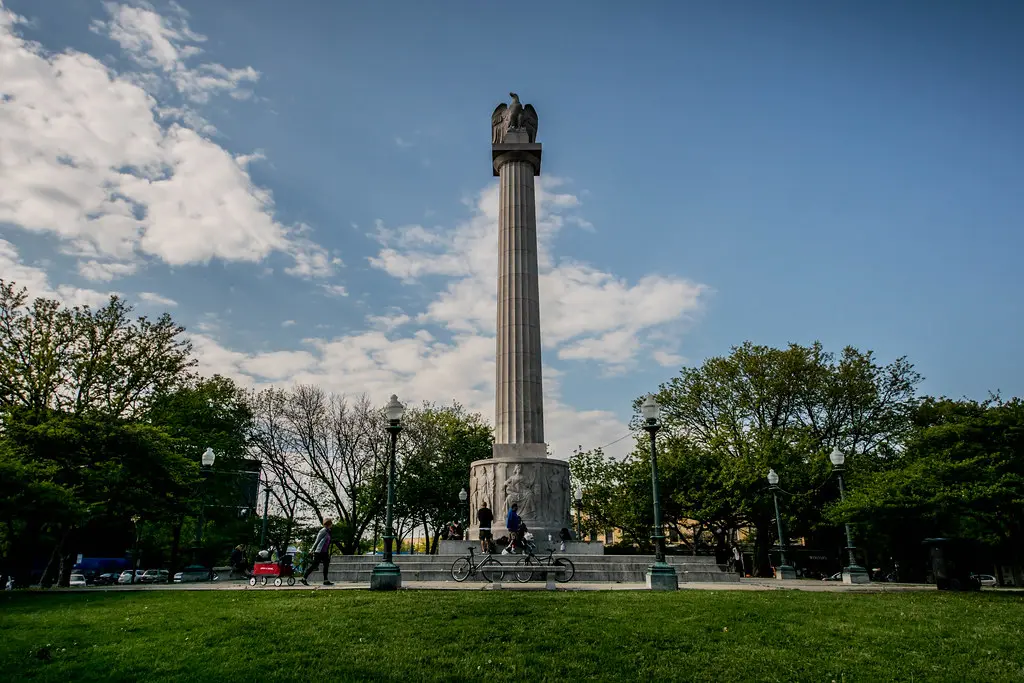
[{"x1": 94, "y1": 572, "x2": 120, "y2": 586}]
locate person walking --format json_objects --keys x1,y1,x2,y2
[
  {"x1": 301, "y1": 518, "x2": 334, "y2": 586},
  {"x1": 477, "y1": 501, "x2": 494, "y2": 553}
]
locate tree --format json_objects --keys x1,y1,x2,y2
[
  {"x1": 2, "y1": 408, "x2": 196, "y2": 586},
  {"x1": 832, "y1": 396, "x2": 1024, "y2": 584},
  {"x1": 646, "y1": 341, "x2": 921, "y2": 575},
  {"x1": 0, "y1": 280, "x2": 196, "y2": 420},
  {"x1": 147, "y1": 375, "x2": 256, "y2": 572},
  {"x1": 395, "y1": 402, "x2": 492, "y2": 553}
]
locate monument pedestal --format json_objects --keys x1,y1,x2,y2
[{"x1": 468, "y1": 455, "x2": 571, "y2": 544}]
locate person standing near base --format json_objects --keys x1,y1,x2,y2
[
  {"x1": 301, "y1": 518, "x2": 334, "y2": 586},
  {"x1": 505, "y1": 503, "x2": 521, "y2": 553},
  {"x1": 477, "y1": 501, "x2": 494, "y2": 553}
]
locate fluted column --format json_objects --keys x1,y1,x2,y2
[
  {"x1": 491, "y1": 131, "x2": 545, "y2": 459},
  {"x1": 496, "y1": 158, "x2": 544, "y2": 445}
]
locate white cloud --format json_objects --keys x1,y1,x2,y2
[
  {"x1": 186, "y1": 328, "x2": 632, "y2": 458},
  {"x1": 281, "y1": 319, "x2": 296, "y2": 328},
  {"x1": 321, "y1": 284, "x2": 348, "y2": 297},
  {"x1": 652, "y1": 350, "x2": 684, "y2": 367},
  {"x1": 78, "y1": 260, "x2": 139, "y2": 282},
  {"x1": 138, "y1": 291, "x2": 177, "y2": 307},
  {"x1": 90, "y1": 1, "x2": 259, "y2": 103},
  {"x1": 0, "y1": 238, "x2": 113, "y2": 309},
  {"x1": 369, "y1": 178, "x2": 707, "y2": 370},
  {"x1": 0, "y1": 1, "x2": 339, "y2": 282}
]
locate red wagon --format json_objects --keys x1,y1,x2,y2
[{"x1": 249, "y1": 556, "x2": 296, "y2": 587}]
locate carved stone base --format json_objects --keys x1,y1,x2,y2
[{"x1": 468, "y1": 455, "x2": 571, "y2": 543}]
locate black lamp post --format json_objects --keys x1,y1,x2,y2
[
  {"x1": 185, "y1": 447, "x2": 216, "y2": 581},
  {"x1": 130, "y1": 515, "x2": 140, "y2": 584},
  {"x1": 459, "y1": 487, "x2": 469, "y2": 540},
  {"x1": 767, "y1": 469, "x2": 796, "y2": 580},
  {"x1": 641, "y1": 394, "x2": 678, "y2": 590},
  {"x1": 574, "y1": 485, "x2": 583, "y2": 540},
  {"x1": 829, "y1": 448, "x2": 870, "y2": 584},
  {"x1": 370, "y1": 394, "x2": 404, "y2": 590}
]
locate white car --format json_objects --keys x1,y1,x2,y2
[
  {"x1": 975, "y1": 574, "x2": 997, "y2": 587},
  {"x1": 69, "y1": 573, "x2": 88, "y2": 587},
  {"x1": 139, "y1": 569, "x2": 169, "y2": 584},
  {"x1": 117, "y1": 570, "x2": 146, "y2": 584}
]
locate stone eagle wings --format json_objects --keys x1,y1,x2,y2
[{"x1": 491, "y1": 92, "x2": 538, "y2": 144}]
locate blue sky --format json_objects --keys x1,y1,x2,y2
[{"x1": 1, "y1": 0, "x2": 1022, "y2": 458}]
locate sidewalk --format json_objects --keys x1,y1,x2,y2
[{"x1": 50, "y1": 577, "x2": 943, "y2": 593}]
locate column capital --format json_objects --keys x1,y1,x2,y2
[{"x1": 492, "y1": 142, "x2": 542, "y2": 177}]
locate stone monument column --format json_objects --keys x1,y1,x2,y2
[{"x1": 467, "y1": 93, "x2": 571, "y2": 545}]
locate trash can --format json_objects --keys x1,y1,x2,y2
[{"x1": 924, "y1": 538, "x2": 981, "y2": 591}]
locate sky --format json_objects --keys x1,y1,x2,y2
[{"x1": 1, "y1": 0, "x2": 1022, "y2": 460}]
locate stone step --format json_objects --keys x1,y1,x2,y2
[{"x1": 315, "y1": 554, "x2": 740, "y2": 583}]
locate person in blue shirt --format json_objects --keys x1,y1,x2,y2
[{"x1": 505, "y1": 503, "x2": 521, "y2": 553}]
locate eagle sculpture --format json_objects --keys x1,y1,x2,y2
[{"x1": 491, "y1": 92, "x2": 538, "y2": 144}]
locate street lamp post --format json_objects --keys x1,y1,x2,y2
[
  {"x1": 370, "y1": 394, "x2": 405, "y2": 590},
  {"x1": 130, "y1": 515, "x2": 140, "y2": 584},
  {"x1": 459, "y1": 487, "x2": 469, "y2": 540},
  {"x1": 185, "y1": 447, "x2": 217, "y2": 581},
  {"x1": 830, "y1": 448, "x2": 870, "y2": 584},
  {"x1": 574, "y1": 485, "x2": 583, "y2": 541},
  {"x1": 259, "y1": 473, "x2": 270, "y2": 550},
  {"x1": 767, "y1": 469, "x2": 796, "y2": 580},
  {"x1": 641, "y1": 394, "x2": 678, "y2": 590}
]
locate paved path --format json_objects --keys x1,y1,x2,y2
[{"x1": 42, "y1": 578, "x2": 951, "y2": 593}]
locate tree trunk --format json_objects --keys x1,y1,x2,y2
[{"x1": 37, "y1": 529, "x2": 71, "y2": 588}]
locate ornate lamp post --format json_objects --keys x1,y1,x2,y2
[
  {"x1": 185, "y1": 447, "x2": 217, "y2": 581},
  {"x1": 574, "y1": 485, "x2": 583, "y2": 540},
  {"x1": 459, "y1": 487, "x2": 469, "y2": 540},
  {"x1": 767, "y1": 469, "x2": 796, "y2": 580},
  {"x1": 371, "y1": 395, "x2": 405, "y2": 590},
  {"x1": 641, "y1": 394, "x2": 678, "y2": 590},
  {"x1": 830, "y1": 448, "x2": 870, "y2": 584}
]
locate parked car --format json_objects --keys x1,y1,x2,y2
[
  {"x1": 974, "y1": 574, "x2": 997, "y2": 587},
  {"x1": 173, "y1": 571, "x2": 219, "y2": 583},
  {"x1": 94, "y1": 572, "x2": 120, "y2": 586},
  {"x1": 69, "y1": 573, "x2": 88, "y2": 587},
  {"x1": 139, "y1": 569, "x2": 169, "y2": 584},
  {"x1": 117, "y1": 570, "x2": 146, "y2": 584}
]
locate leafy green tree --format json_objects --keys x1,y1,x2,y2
[
  {"x1": 2, "y1": 409, "x2": 195, "y2": 585},
  {"x1": 395, "y1": 402, "x2": 492, "y2": 553},
  {"x1": 147, "y1": 375, "x2": 256, "y2": 571},
  {"x1": 832, "y1": 397, "x2": 1024, "y2": 584},
  {"x1": 642, "y1": 341, "x2": 920, "y2": 575},
  {"x1": 0, "y1": 280, "x2": 195, "y2": 420}
]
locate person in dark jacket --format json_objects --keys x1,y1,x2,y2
[
  {"x1": 477, "y1": 501, "x2": 494, "y2": 553},
  {"x1": 505, "y1": 503, "x2": 521, "y2": 553},
  {"x1": 229, "y1": 544, "x2": 249, "y2": 579},
  {"x1": 301, "y1": 518, "x2": 334, "y2": 586}
]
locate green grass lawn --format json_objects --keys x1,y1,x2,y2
[{"x1": 1, "y1": 589, "x2": 1022, "y2": 682}]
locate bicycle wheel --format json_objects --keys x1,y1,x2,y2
[
  {"x1": 481, "y1": 559, "x2": 504, "y2": 583},
  {"x1": 514, "y1": 556, "x2": 536, "y2": 583},
  {"x1": 553, "y1": 557, "x2": 575, "y2": 583},
  {"x1": 451, "y1": 557, "x2": 472, "y2": 582}
]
